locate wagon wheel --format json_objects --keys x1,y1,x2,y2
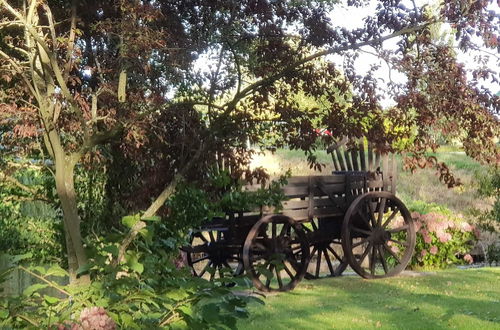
[
  {"x1": 184, "y1": 229, "x2": 243, "y2": 281},
  {"x1": 243, "y1": 215, "x2": 309, "y2": 292},
  {"x1": 341, "y1": 191, "x2": 416, "y2": 279},
  {"x1": 303, "y1": 220, "x2": 348, "y2": 279}
]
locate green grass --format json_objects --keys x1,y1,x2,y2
[{"x1": 237, "y1": 268, "x2": 500, "y2": 329}]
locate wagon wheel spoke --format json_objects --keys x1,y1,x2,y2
[
  {"x1": 199, "y1": 261, "x2": 212, "y2": 277},
  {"x1": 283, "y1": 262, "x2": 295, "y2": 278},
  {"x1": 357, "y1": 209, "x2": 372, "y2": 228},
  {"x1": 369, "y1": 245, "x2": 376, "y2": 276},
  {"x1": 358, "y1": 242, "x2": 372, "y2": 264},
  {"x1": 387, "y1": 225, "x2": 409, "y2": 233},
  {"x1": 265, "y1": 264, "x2": 274, "y2": 288},
  {"x1": 208, "y1": 231, "x2": 215, "y2": 242},
  {"x1": 196, "y1": 233, "x2": 209, "y2": 243},
  {"x1": 324, "y1": 249, "x2": 335, "y2": 274},
  {"x1": 311, "y1": 219, "x2": 318, "y2": 231},
  {"x1": 191, "y1": 255, "x2": 210, "y2": 264},
  {"x1": 352, "y1": 226, "x2": 372, "y2": 236},
  {"x1": 276, "y1": 267, "x2": 283, "y2": 289},
  {"x1": 350, "y1": 238, "x2": 368, "y2": 249},
  {"x1": 367, "y1": 201, "x2": 377, "y2": 227},
  {"x1": 271, "y1": 222, "x2": 277, "y2": 239},
  {"x1": 382, "y1": 207, "x2": 399, "y2": 228},
  {"x1": 383, "y1": 243, "x2": 401, "y2": 264},
  {"x1": 377, "y1": 198, "x2": 386, "y2": 226},
  {"x1": 388, "y1": 238, "x2": 409, "y2": 247},
  {"x1": 279, "y1": 222, "x2": 290, "y2": 238},
  {"x1": 326, "y1": 245, "x2": 342, "y2": 262},
  {"x1": 378, "y1": 245, "x2": 389, "y2": 274},
  {"x1": 315, "y1": 249, "x2": 322, "y2": 278}
]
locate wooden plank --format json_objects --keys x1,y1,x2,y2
[
  {"x1": 368, "y1": 143, "x2": 374, "y2": 171},
  {"x1": 331, "y1": 152, "x2": 341, "y2": 172},
  {"x1": 286, "y1": 175, "x2": 345, "y2": 185},
  {"x1": 375, "y1": 150, "x2": 381, "y2": 171},
  {"x1": 335, "y1": 148, "x2": 346, "y2": 171},
  {"x1": 359, "y1": 139, "x2": 366, "y2": 172},
  {"x1": 351, "y1": 148, "x2": 359, "y2": 171},
  {"x1": 390, "y1": 153, "x2": 397, "y2": 193},
  {"x1": 382, "y1": 153, "x2": 389, "y2": 191},
  {"x1": 282, "y1": 196, "x2": 347, "y2": 210},
  {"x1": 344, "y1": 149, "x2": 353, "y2": 171},
  {"x1": 282, "y1": 183, "x2": 346, "y2": 198},
  {"x1": 282, "y1": 207, "x2": 344, "y2": 220}
]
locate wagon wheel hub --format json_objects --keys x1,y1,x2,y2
[{"x1": 370, "y1": 227, "x2": 391, "y2": 245}]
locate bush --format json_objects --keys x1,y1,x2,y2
[
  {"x1": 407, "y1": 205, "x2": 478, "y2": 269},
  {"x1": 0, "y1": 169, "x2": 64, "y2": 264},
  {"x1": 0, "y1": 218, "x2": 259, "y2": 329}
]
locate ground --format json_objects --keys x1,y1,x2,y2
[{"x1": 237, "y1": 267, "x2": 500, "y2": 329}]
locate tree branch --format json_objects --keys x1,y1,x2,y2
[{"x1": 223, "y1": 21, "x2": 435, "y2": 112}]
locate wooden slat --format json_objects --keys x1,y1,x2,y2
[
  {"x1": 282, "y1": 197, "x2": 347, "y2": 210},
  {"x1": 286, "y1": 175, "x2": 345, "y2": 185},
  {"x1": 282, "y1": 207, "x2": 344, "y2": 220},
  {"x1": 382, "y1": 153, "x2": 389, "y2": 191},
  {"x1": 351, "y1": 148, "x2": 359, "y2": 171},
  {"x1": 390, "y1": 153, "x2": 397, "y2": 193},
  {"x1": 331, "y1": 152, "x2": 341, "y2": 172},
  {"x1": 282, "y1": 184, "x2": 346, "y2": 198},
  {"x1": 344, "y1": 149, "x2": 353, "y2": 171},
  {"x1": 368, "y1": 143, "x2": 374, "y2": 171},
  {"x1": 375, "y1": 150, "x2": 381, "y2": 171},
  {"x1": 359, "y1": 140, "x2": 366, "y2": 172},
  {"x1": 335, "y1": 148, "x2": 346, "y2": 171}
]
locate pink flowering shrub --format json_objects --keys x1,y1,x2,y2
[
  {"x1": 57, "y1": 307, "x2": 116, "y2": 330},
  {"x1": 407, "y1": 209, "x2": 478, "y2": 269}
]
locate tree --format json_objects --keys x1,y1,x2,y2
[{"x1": 1, "y1": 0, "x2": 498, "y2": 282}]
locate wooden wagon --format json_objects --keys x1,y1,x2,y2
[{"x1": 181, "y1": 139, "x2": 416, "y2": 292}]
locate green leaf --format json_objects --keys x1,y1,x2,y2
[
  {"x1": 202, "y1": 304, "x2": 220, "y2": 323},
  {"x1": 103, "y1": 245, "x2": 119, "y2": 257},
  {"x1": 23, "y1": 283, "x2": 48, "y2": 296},
  {"x1": 122, "y1": 215, "x2": 140, "y2": 229},
  {"x1": 44, "y1": 295, "x2": 59, "y2": 305},
  {"x1": 9, "y1": 253, "x2": 32, "y2": 264},
  {"x1": 139, "y1": 226, "x2": 154, "y2": 245},
  {"x1": 45, "y1": 265, "x2": 68, "y2": 278},
  {"x1": 125, "y1": 252, "x2": 144, "y2": 274},
  {"x1": 0, "y1": 309, "x2": 9, "y2": 319}
]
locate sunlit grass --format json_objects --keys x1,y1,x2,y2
[{"x1": 237, "y1": 268, "x2": 500, "y2": 329}]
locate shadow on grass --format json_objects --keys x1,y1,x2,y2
[{"x1": 238, "y1": 268, "x2": 500, "y2": 329}]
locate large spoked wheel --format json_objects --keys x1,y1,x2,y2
[
  {"x1": 303, "y1": 219, "x2": 347, "y2": 279},
  {"x1": 342, "y1": 191, "x2": 416, "y2": 279},
  {"x1": 184, "y1": 229, "x2": 243, "y2": 280},
  {"x1": 243, "y1": 215, "x2": 309, "y2": 292}
]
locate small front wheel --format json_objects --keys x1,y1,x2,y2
[
  {"x1": 243, "y1": 215, "x2": 309, "y2": 292},
  {"x1": 342, "y1": 192, "x2": 416, "y2": 279}
]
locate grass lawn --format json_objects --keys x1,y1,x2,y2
[{"x1": 237, "y1": 268, "x2": 500, "y2": 329}]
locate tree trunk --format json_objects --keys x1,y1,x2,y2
[
  {"x1": 54, "y1": 157, "x2": 90, "y2": 284},
  {"x1": 47, "y1": 131, "x2": 89, "y2": 284}
]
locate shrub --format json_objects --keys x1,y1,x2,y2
[
  {"x1": 406, "y1": 203, "x2": 478, "y2": 269},
  {"x1": 0, "y1": 218, "x2": 259, "y2": 329}
]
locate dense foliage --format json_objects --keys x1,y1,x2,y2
[{"x1": 405, "y1": 201, "x2": 478, "y2": 269}]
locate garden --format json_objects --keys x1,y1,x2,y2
[{"x1": 0, "y1": 0, "x2": 499, "y2": 329}]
